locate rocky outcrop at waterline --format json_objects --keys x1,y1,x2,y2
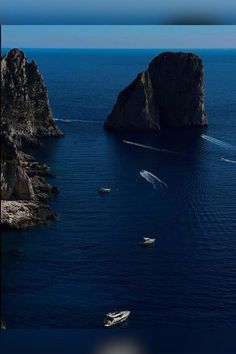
[
  {"x1": 1, "y1": 138, "x2": 59, "y2": 229},
  {"x1": 1, "y1": 49, "x2": 62, "y2": 230},
  {"x1": 104, "y1": 52, "x2": 208, "y2": 131}
]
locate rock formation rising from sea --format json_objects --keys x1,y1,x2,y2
[
  {"x1": 1, "y1": 48, "x2": 63, "y2": 229},
  {"x1": 104, "y1": 52, "x2": 208, "y2": 131}
]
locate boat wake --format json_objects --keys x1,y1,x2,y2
[
  {"x1": 123, "y1": 140, "x2": 183, "y2": 155},
  {"x1": 221, "y1": 157, "x2": 236, "y2": 164},
  {"x1": 55, "y1": 118, "x2": 100, "y2": 124},
  {"x1": 139, "y1": 170, "x2": 168, "y2": 190},
  {"x1": 75, "y1": 119, "x2": 101, "y2": 124},
  {"x1": 201, "y1": 134, "x2": 236, "y2": 150},
  {"x1": 55, "y1": 118, "x2": 72, "y2": 122}
]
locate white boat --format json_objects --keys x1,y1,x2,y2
[
  {"x1": 140, "y1": 237, "x2": 156, "y2": 245},
  {"x1": 104, "y1": 310, "x2": 130, "y2": 327},
  {"x1": 98, "y1": 187, "x2": 111, "y2": 193}
]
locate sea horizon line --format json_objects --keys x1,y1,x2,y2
[{"x1": 2, "y1": 47, "x2": 236, "y2": 50}]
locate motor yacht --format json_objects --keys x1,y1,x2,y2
[
  {"x1": 140, "y1": 237, "x2": 156, "y2": 245},
  {"x1": 104, "y1": 310, "x2": 130, "y2": 327}
]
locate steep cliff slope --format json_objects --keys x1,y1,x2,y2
[
  {"x1": 1, "y1": 48, "x2": 62, "y2": 146},
  {"x1": 1, "y1": 49, "x2": 62, "y2": 229}
]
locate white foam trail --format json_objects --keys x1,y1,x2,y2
[
  {"x1": 221, "y1": 157, "x2": 236, "y2": 164},
  {"x1": 55, "y1": 118, "x2": 72, "y2": 122},
  {"x1": 123, "y1": 140, "x2": 182, "y2": 155},
  {"x1": 201, "y1": 134, "x2": 236, "y2": 150},
  {"x1": 76, "y1": 119, "x2": 101, "y2": 124},
  {"x1": 55, "y1": 118, "x2": 100, "y2": 124},
  {"x1": 139, "y1": 170, "x2": 168, "y2": 190}
]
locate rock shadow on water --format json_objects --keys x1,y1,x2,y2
[{"x1": 104, "y1": 127, "x2": 208, "y2": 157}]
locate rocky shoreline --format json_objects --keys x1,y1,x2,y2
[{"x1": 1, "y1": 49, "x2": 63, "y2": 230}]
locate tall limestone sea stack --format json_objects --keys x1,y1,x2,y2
[
  {"x1": 1, "y1": 49, "x2": 63, "y2": 229},
  {"x1": 104, "y1": 52, "x2": 207, "y2": 131},
  {"x1": 1, "y1": 48, "x2": 62, "y2": 145}
]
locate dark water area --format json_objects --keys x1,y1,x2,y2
[{"x1": 1, "y1": 49, "x2": 236, "y2": 329}]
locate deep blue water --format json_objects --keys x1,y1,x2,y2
[{"x1": 2, "y1": 49, "x2": 236, "y2": 329}]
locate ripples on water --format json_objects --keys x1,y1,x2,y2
[{"x1": 2, "y1": 49, "x2": 236, "y2": 329}]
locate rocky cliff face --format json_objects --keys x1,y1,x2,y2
[
  {"x1": 104, "y1": 52, "x2": 207, "y2": 131},
  {"x1": 1, "y1": 48, "x2": 63, "y2": 146},
  {"x1": 1, "y1": 49, "x2": 62, "y2": 229}
]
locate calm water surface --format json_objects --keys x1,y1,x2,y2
[{"x1": 2, "y1": 49, "x2": 236, "y2": 329}]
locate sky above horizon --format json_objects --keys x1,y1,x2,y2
[
  {"x1": 1, "y1": 0, "x2": 236, "y2": 24},
  {"x1": 2, "y1": 25, "x2": 236, "y2": 49}
]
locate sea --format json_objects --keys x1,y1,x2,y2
[{"x1": 1, "y1": 49, "x2": 236, "y2": 333}]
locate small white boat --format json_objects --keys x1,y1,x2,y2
[
  {"x1": 140, "y1": 237, "x2": 156, "y2": 245},
  {"x1": 98, "y1": 187, "x2": 111, "y2": 194},
  {"x1": 104, "y1": 310, "x2": 130, "y2": 327}
]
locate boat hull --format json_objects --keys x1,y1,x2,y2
[
  {"x1": 140, "y1": 238, "x2": 156, "y2": 245},
  {"x1": 104, "y1": 311, "x2": 130, "y2": 327}
]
